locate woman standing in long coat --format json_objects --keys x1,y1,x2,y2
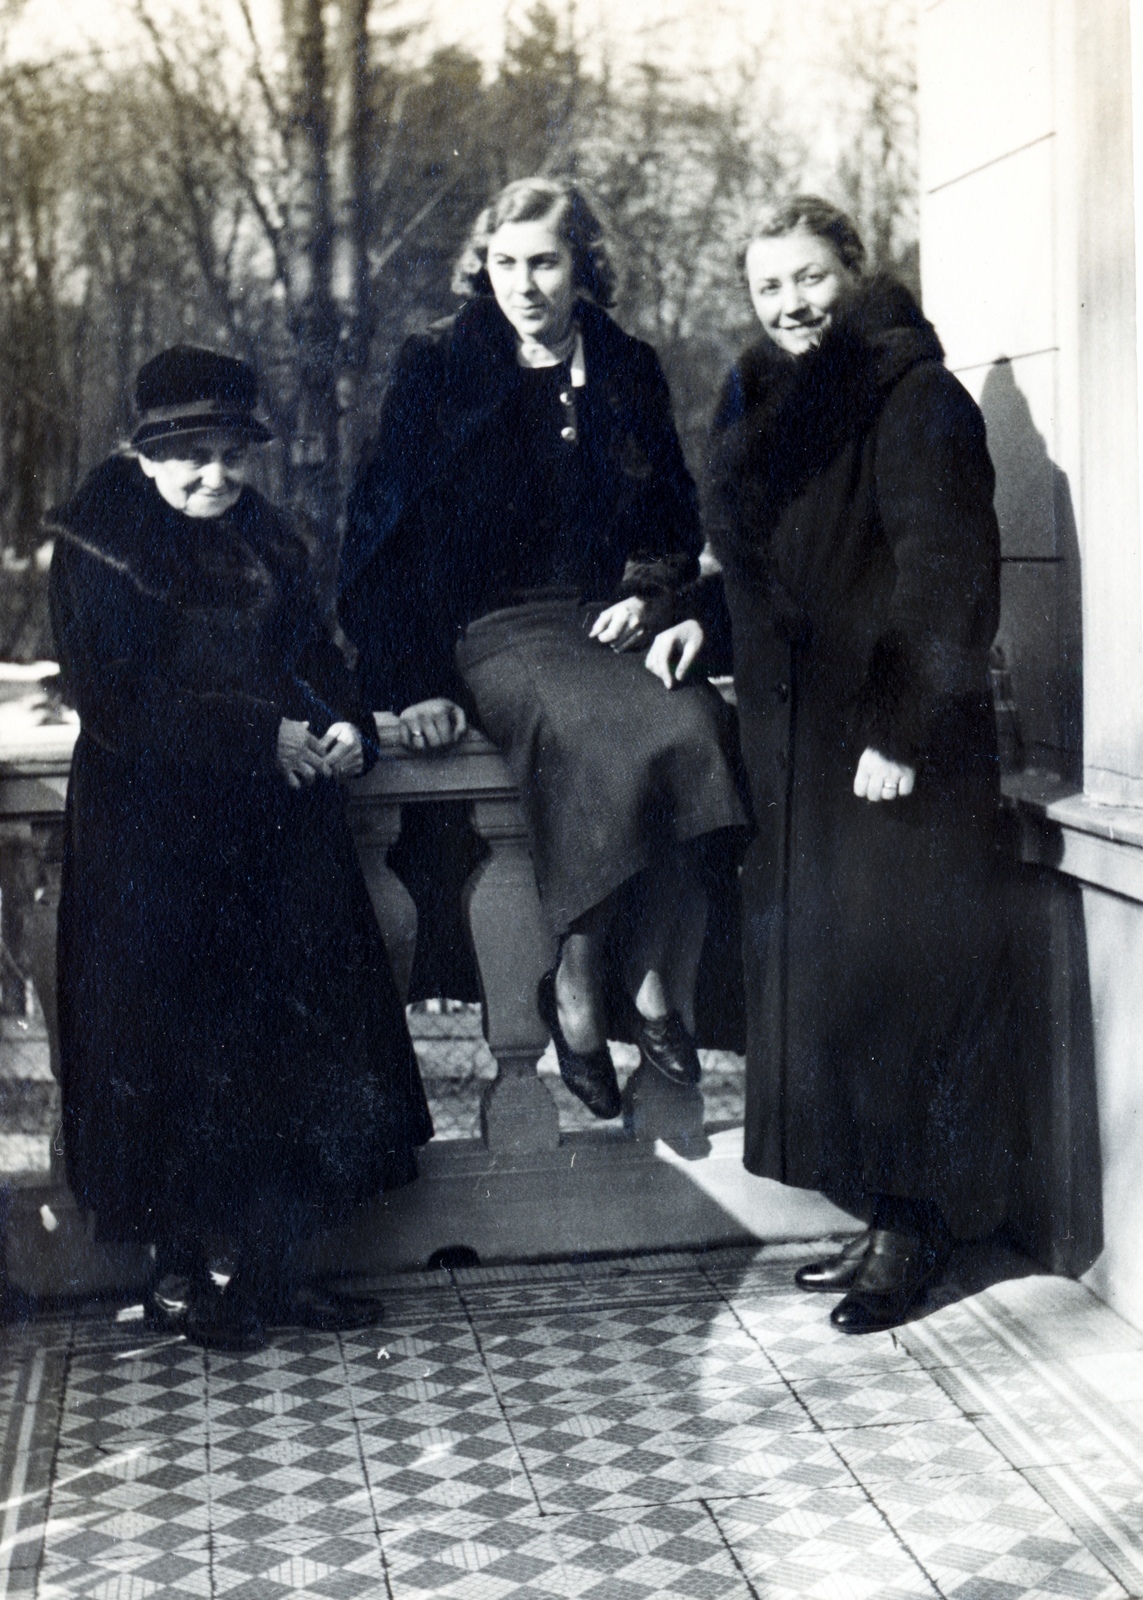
[
  {"x1": 49, "y1": 346, "x2": 432, "y2": 1348},
  {"x1": 709, "y1": 198, "x2": 1015, "y2": 1331}
]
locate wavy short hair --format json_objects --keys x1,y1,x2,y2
[
  {"x1": 745, "y1": 195, "x2": 867, "y2": 277},
  {"x1": 452, "y1": 177, "x2": 617, "y2": 308}
]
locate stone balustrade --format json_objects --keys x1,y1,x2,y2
[
  {"x1": 0, "y1": 717, "x2": 569, "y2": 1161},
  {"x1": 0, "y1": 697, "x2": 863, "y2": 1297}
]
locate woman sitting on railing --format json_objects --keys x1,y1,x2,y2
[
  {"x1": 47, "y1": 346, "x2": 432, "y2": 1350},
  {"x1": 340, "y1": 177, "x2": 747, "y2": 1118}
]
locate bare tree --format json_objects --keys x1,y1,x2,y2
[{"x1": 0, "y1": 0, "x2": 919, "y2": 640}]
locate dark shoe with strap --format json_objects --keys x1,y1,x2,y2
[
  {"x1": 145, "y1": 1272, "x2": 193, "y2": 1331},
  {"x1": 538, "y1": 970, "x2": 622, "y2": 1119},
  {"x1": 829, "y1": 1227, "x2": 949, "y2": 1333},
  {"x1": 794, "y1": 1231, "x2": 871, "y2": 1293},
  {"x1": 637, "y1": 1012, "x2": 702, "y2": 1087}
]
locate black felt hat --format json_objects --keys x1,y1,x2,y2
[{"x1": 131, "y1": 345, "x2": 272, "y2": 449}]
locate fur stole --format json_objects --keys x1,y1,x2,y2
[
  {"x1": 46, "y1": 454, "x2": 308, "y2": 602},
  {"x1": 708, "y1": 275, "x2": 943, "y2": 600}
]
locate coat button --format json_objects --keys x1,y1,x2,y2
[
  {"x1": 560, "y1": 426, "x2": 577, "y2": 442},
  {"x1": 559, "y1": 390, "x2": 573, "y2": 406},
  {"x1": 774, "y1": 681, "x2": 790, "y2": 703}
]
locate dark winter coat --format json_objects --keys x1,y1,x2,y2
[
  {"x1": 48, "y1": 457, "x2": 432, "y2": 1244},
  {"x1": 709, "y1": 277, "x2": 1015, "y2": 1237},
  {"x1": 337, "y1": 295, "x2": 744, "y2": 1019},
  {"x1": 339, "y1": 294, "x2": 703, "y2": 715}
]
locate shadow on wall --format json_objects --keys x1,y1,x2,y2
[
  {"x1": 1003, "y1": 858, "x2": 1103, "y2": 1277},
  {"x1": 980, "y1": 359, "x2": 1083, "y2": 787},
  {"x1": 978, "y1": 361, "x2": 1100, "y2": 1276}
]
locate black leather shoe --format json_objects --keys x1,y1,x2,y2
[
  {"x1": 145, "y1": 1272, "x2": 192, "y2": 1330},
  {"x1": 794, "y1": 1231, "x2": 870, "y2": 1292},
  {"x1": 185, "y1": 1276, "x2": 265, "y2": 1352},
  {"x1": 538, "y1": 971, "x2": 622, "y2": 1119},
  {"x1": 829, "y1": 1228, "x2": 949, "y2": 1333},
  {"x1": 277, "y1": 1285, "x2": 385, "y2": 1332},
  {"x1": 637, "y1": 1012, "x2": 701, "y2": 1086}
]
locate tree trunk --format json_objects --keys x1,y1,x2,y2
[
  {"x1": 329, "y1": 0, "x2": 373, "y2": 530},
  {"x1": 282, "y1": 0, "x2": 340, "y2": 554}
]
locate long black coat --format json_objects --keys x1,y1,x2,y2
[
  {"x1": 48, "y1": 458, "x2": 432, "y2": 1244},
  {"x1": 709, "y1": 278, "x2": 1015, "y2": 1238}
]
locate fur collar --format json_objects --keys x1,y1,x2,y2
[
  {"x1": 708, "y1": 275, "x2": 943, "y2": 584},
  {"x1": 46, "y1": 455, "x2": 294, "y2": 599}
]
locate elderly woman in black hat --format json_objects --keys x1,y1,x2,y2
[
  {"x1": 48, "y1": 345, "x2": 432, "y2": 1350},
  {"x1": 341, "y1": 177, "x2": 747, "y2": 1118}
]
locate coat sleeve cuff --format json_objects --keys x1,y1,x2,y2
[
  {"x1": 617, "y1": 552, "x2": 700, "y2": 633},
  {"x1": 854, "y1": 631, "x2": 933, "y2": 764}
]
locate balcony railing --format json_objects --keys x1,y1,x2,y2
[
  {"x1": 0, "y1": 709, "x2": 858, "y2": 1299},
  {"x1": 0, "y1": 718, "x2": 681, "y2": 1153}
]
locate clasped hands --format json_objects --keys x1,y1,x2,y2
[{"x1": 276, "y1": 719, "x2": 364, "y2": 788}]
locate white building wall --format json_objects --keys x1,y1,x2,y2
[{"x1": 920, "y1": 0, "x2": 1143, "y2": 1326}]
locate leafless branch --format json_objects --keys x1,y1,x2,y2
[
  {"x1": 234, "y1": 0, "x2": 287, "y2": 137},
  {"x1": 369, "y1": 172, "x2": 464, "y2": 278}
]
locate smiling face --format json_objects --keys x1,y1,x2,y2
[
  {"x1": 486, "y1": 216, "x2": 577, "y2": 347},
  {"x1": 137, "y1": 431, "x2": 253, "y2": 518},
  {"x1": 745, "y1": 229, "x2": 856, "y2": 357}
]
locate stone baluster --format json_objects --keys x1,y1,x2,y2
[
  {"x1": 347, "y1": 800, "x2": 418, "y2": 1005},
  {"x1": 20, "y1": 819, "x2": 66, "y2": 1187},
  {"x1": 464, "y1": 796, "x2": 559, "y2": 1153}
]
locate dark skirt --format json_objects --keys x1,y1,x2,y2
[{"x1": 455, "y1": 600, "x2": 748, "y2": 936}]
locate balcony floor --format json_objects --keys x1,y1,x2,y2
[{"x1": 0, "y1": 1243, "x2": 1140, "y2": 1599}]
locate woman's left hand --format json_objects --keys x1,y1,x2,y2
[
  {"x1": 644, "y1": 619, "x2": 704, "y2": 689},
  {"x1": 590, "y1": 597, "x2": 647, "y2": 651},
  {"x1": 853, "y1": 746, "x2": 915, "y2": 802},
  {"x1": 319, "y1": 721, "x2": 365, "y2": 779}
]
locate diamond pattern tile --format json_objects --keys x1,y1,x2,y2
[
  {"x1": 828, "y1": 1415, "x2": 1020, "y2": 1488},
  {"x1": 711, "y1": 1485, "x2": 941, "y2": 1598},
  {"x1": 871, "y1": 1468, "x2": 1130, "y2": 1600},
  {"x1": 1, "y1": 1245, "x2": 1142, "y2": 1598},
  {"x1": 380, "y1": 1501, "x2": 755, "y2": 1598}
]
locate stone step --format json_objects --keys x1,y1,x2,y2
[{"x1": 6, "y1": 1129, "x2": 856, "y2": 1297}]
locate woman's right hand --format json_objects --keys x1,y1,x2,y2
[
  {"x1": 399, "y1": 698, "x2": 467, "y2": 750},
  {"x1": 853, "y1": 746, "x2": 916, "y2": 802},
  {"x1": 277, "y1": 718, "x2": 331, "y2": 788}
]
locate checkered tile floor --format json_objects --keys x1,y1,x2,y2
[{"x1": 0, "y1": 1244, "x2": 1141, "y2": 1598}]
